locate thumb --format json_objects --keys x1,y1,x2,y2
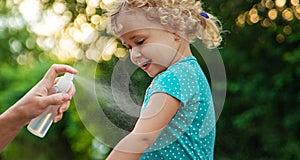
[{"x1": 42, "y1": 93, "x2": 71, "y2": 106}]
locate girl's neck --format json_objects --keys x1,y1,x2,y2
[{"x1": 170, "y1": 41, "x2": 193, "y2": 65}]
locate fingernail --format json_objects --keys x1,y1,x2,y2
[{"x1": 73, "y1": 68, "x2": 78, "y2": 74}]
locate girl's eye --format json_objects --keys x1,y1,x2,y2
[{"x1": 135, "y1": 39, "x2": 145, "y2": 45}]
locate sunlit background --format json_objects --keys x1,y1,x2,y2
[
  {"x1": 236, "y1": 0, "x2": 300, "y2": 43},
  {"x1": 2, "y1": 0, "x2": 299, "y2": 65},
  {"x1": 1, "y1": 0, "x2": 126, "y2": 65}
]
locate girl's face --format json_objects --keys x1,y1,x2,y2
[
  {"x1": 113, "y1": 8, "x2": 184, "y2": 77},
  {"x1": 119, "y1": 29, "x2": 181, "y2": 77}
]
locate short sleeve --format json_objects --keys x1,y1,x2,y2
[{"x1": 148, "y1": 65, "x2": 198, "y2": 106}]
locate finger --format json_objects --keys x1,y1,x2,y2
[
  {"x1": 41, "y1": 64, "x2": 77, "y2": 89},
  {"x1": 53, "y1": 114, "x2": 62, "y2": 123},
  {"x1": 67, "y1": 82, "x2": 76, "y2": 96},
  {"x1": 42, "y1": 92, "x2": 71, "y2": 107},
  {"x1": 60, "y1": 101, "x2": 70, "y2": 113},
  {"x1": 53, "y1": 101, "x2": 70, "y2": 123}
]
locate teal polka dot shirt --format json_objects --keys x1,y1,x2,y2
[{"x1": 139, "y1": 56, "x2": 216, "y2": 160}]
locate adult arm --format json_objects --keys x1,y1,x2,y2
[
  {"x1": 106, "y1": 93, "x2": 181, "y2": 160},
  {"x1": 0, "y1": 64, "x2": 77, "y2": 152}
]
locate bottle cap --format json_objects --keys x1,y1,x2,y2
[{"x1": 55, "y1": 73, "x2": 74, "y2": 92}]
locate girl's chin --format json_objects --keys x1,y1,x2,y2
[
  {"x1": 145, "y1": 70, "x2": 156, "y2": 77},
  {"x1": 144, "y1": 65, "x2": 166, "y2": 77},
  {"x1": 146, "y1": 72, "x2": 155, "y2": 77},
  {"x1": 146, "y1": 70, "x2": 161, "y2": 78}
]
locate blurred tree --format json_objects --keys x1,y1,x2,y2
[{"x1": 205, "y1": 0, "x2": 300, "y2": 159}]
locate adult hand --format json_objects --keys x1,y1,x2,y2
[
  {"x1": 12, "y1": 64, "x2": 77, "y2": 125},
  {"x1": 0, "y1": 64, "x2": 77, "y2": 152}
]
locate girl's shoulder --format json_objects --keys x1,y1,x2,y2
[
  {"x1": 155, "y1": 56, "x2": 201, "y2": 81},
  {"x1": 151, "y1": 56, "x2": 202, "y2": 92}
]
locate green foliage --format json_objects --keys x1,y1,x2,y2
[{"x1": 206, "y1": 1, "x2": 300, "y2": 159}]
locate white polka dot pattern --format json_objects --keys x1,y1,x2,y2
[{"x1": 140, "y1": 56, "x2": 216, "y2": 160}]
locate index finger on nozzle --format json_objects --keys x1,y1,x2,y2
[
  {"x1": 52, "y1": 64, "x2": 77, "y2": 75},
  {"x1": 42, "y1": 64, "x2": 77, "y2": 87}
]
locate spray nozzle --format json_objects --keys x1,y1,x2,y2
[{"x1": 54, "y1": 73, "x2": 74, "y2": 93}]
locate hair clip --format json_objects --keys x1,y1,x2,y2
[{"x1": 200, "y1": 12, "x2": 209, "y2": 19}]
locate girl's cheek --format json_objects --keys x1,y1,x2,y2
[
  {"x1": 129, "y1": 53, "x2": 135, "y2": 64},
  {"x1": 142, "y1": 44, "x2": 176, "y2": 67}
]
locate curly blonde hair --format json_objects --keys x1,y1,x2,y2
[{"x1": 107, "y1": 0, "x2": 222, "y2": 49}]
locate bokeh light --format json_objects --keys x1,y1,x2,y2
[
  {"x1": 236, "y1": 13, "x2": 246, "y2": 27},
  {"x1": 237, "y1": 0, "x2": 300, "y2": 43},
  {"x1": 10, "y1": 0, "x2": 124, "y2": 63},
  {"x1": 265, "y1": 0, "x2": 275, "y2": 9},
  {"x1": 53, "y1": 2, "x2": 66, "y2": 14},
  {"x1": 261, "y1": 18, "x2": 273, "y2": 27},
  {"x1": 268, "y1": 9, "x2": 278, "y2": 20},
  {"x1": 291, "y1": 0, "x2": 299, "y2": 6},
  {"x1": 282, "y1": 8, "x2": 294, "y2": 21},
  {"x1": 101, "y1": 0, "x2": 118, "y2": 10},
  {"x1": 275, "y1": 0, "x2": 287, "y2": 8},
  {"x1": 295, "y1": 5, "x2": 300, "y2": 19},
  {"x1": 276, "y1": 33, "x2": 285, "y2": 43},
  {"x1": 283, "y1": 25, "x2": 292, "y2": 34},
  {"x1": 114, "y1": 48, "x2": 127, "y2": 58}
]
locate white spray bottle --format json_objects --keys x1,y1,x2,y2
[{"x1": 27, "y1": 73, "x2": 74, "y2": 138}]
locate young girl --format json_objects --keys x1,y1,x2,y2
[{"x1": 106, "y1": 0, "x2": 222, "y2": 159}]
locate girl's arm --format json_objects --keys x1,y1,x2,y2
[{"x1": 106, "y1": 93, "x2": 181, "y2": 160}]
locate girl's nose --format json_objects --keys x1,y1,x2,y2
[
  {"x1": 130, "y1": 48, "x2": 143, "y2": 65},
  {"x1": 130, "y1": 48, "x2": 142, "y2": 59}
]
